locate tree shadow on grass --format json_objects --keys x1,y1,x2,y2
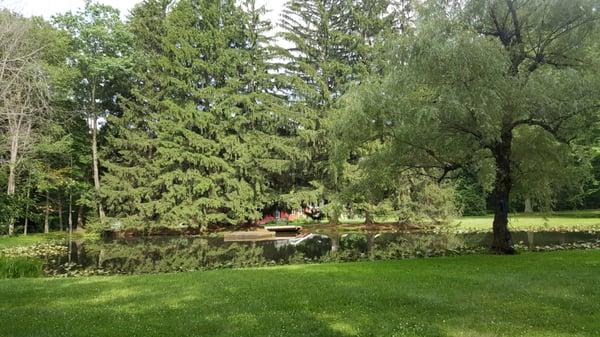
[{"x1": 1, "y1": 252, "x2": 599, "y2": 336}]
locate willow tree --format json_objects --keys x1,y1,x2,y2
[{"x1": 338, "y1": 0, "x2": 600, "y2": 253}]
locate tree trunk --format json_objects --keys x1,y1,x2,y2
[
  {"x1": 364, "y1": 210, "x2": 374, "y2": 225},
  {"x1": 23, "y1": 188, "x2": 30, "y2": 235},
  {"x1": 7, "y1": 118, "x2": 32, "y2": 236},
  {"x1": 7, "y1": 129, "x2": 19, "y2": 236},
  {"x1": 77, "y1": 206, "x2": 83, "y2": 228},
  {"x1": 58, "y1": 197, "x2": 63, "y2": 231},
  {"x1": 44, "y1": 191, "x2": 50, "y2": 234},
  {"x1": 524, "y1": 197, "x2": 533, "y2": 213},
  {"x1": 328, "y1": 207, "x2": 340, "y2": 225},
  {"x1": 491, "y1": 131, "x2": 516, "y2": 254},
  {"x1": 7, "y1": 136, "x2": 18, "y2": 196},
  {"x1": 68, "y1": 193, "x2": 73, "y2": 234},
  {"x1": 91, "y1": 115, "x2": 105, "y2": 222}
]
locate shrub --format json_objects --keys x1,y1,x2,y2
[
  {"x1": 340, "y1": 233, "x2": 368, "y2": 253},
  {"x1": 295, "y1": 235, "x2": 332, "y2": 260},
  {"x1": 370, "y1": 232, "x2": 467, "y2": 260},
  {"x1": 0, "y1": 256, "x2": 43, "y2": 278},
  {"x1": 0, "y1": 194, "x2": 19, "y2": 235}
]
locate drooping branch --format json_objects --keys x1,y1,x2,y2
[
  {"x1": 398, "y1": 140, "x2": 483, "y2": 183},
  {"x1": 479, "y1": 0, "x2": 600, "y2": 77},
  {"x1": 512, "y1": 104, "x2": 600, "y2": 143},
  {"x1": 526, "y1": 14, "x2": 600, "y2": 72}
]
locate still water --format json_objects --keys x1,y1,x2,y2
[{"x1": 43, "y1": 230, "x2": 600, "y2": 276}]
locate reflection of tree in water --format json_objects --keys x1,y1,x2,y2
[{"x1": 46, "y1": 231, "x2": 600, "y2": 276}]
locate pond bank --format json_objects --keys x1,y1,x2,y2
[{"x1": 2, "y1": 229, "x2": 600, "y2": 277}]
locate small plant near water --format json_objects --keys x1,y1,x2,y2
[
  {"x1": 0, "y1": 256, "x2": 43, "y2": 278},
  {"x1": 0, "y1": 243, "x2": 67, "y2": 259}
]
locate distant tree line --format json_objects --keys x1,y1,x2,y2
[{"x1": 1, "y1": 0, "x2": 599, "y2": 252}]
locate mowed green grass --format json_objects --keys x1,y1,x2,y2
[
  {"x1": 0, "y1": 233, "x2": 64, "y2": 249},
  {"x1": 1, "y1": 250, "x2": 599, "y2": 337},
  {"x1": 453, "y1": 210, "x2": 600, "y2": 231},
  {"x1": 302, "y1": 209, "x2": 600, "y2": 232},
  {"x1": 0, "y1": 232, "x2": 86, "y2": 249}
]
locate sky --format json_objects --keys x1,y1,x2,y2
[{"x1": 2, "y1": 0, "x2": 285, "y2": 24}]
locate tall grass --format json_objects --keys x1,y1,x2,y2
[{"x1": 0, "y1": 256, "x2": 43, "y2": 278}]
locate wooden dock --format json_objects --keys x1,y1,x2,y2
[
  {"x1": 224, "y1": 231, "x2": 277, "y2": 242},
  {"x1": 264, "y1": 225, "x2": 303, "y2": 233}
]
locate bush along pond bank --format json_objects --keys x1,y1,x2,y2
[{"x1": 1, "y1": 230, "x2": 600, "y2": 278}]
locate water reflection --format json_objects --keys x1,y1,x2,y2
[
  {"x1": 49, "y1": 230, "x2": 600, "y2": 276},
  {"x1": 462, "y1": 230, "x2": 600, "y2": 248}
]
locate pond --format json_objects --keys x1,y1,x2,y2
[{"x1": 39, "y1": 230, "x2": 600, "y2": 276}]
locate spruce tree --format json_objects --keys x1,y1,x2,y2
[
  {"x1": 217, "y1": 0, "x2": 304, "y2": 219},
  {"x1": 279, "y1": 0, "x2": 406, "y2": 222},
  {"x1": 102, "y1": 0, "x2": 171, "y2": 223},
  {"x1": 105, "y1": 0, "x2": 301, "y2": 228}
]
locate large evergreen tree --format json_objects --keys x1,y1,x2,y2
[
  {"x1": 104, "y1": 0, "x2": 301, "y2": 228},
  {"x1": 216, "y1": 0, "x2": 304, "y2": 218},
  {"x1": 102, "y1": 0, "x2": 170, "y2": 223},
  {"x1": 279, "y1": 0, "x2": 408, "y2": 222}
]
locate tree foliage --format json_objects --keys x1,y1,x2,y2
[
  {"x1": 53, "y1": 1, "x2": 133, "y2": 221},
  {"x1": 335, "y1": 0, "x2": 600, "y2": 252},
  {"x1": 1, "y1": 0, "x2": 598, "y2": 243}
]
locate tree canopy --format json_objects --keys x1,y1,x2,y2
[
  {"x1": 0, "y1": 0, "x2": 599, "y2": 254},
  {"x1": 335, "y1": 0, "x2": 600, "y2": 252}
]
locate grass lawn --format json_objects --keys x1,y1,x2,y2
[
  {"x1": 298, "y1": 209, "x2": 600, "y2": 233},
  {"x1": 0, "y1": 232, "x2": 93, "y2": 249},
  {"x1": 2, "y1": 210, "x2": 599, "y2": 248},
  {"x1": 1, "y1": 250, "x2": 599, "y2": 337},
  {"x1": 0, "y1": 232, "x2": 75, "y2": 249},
  {"x1": 453, "y1": 210, "x2": 600, "y2": 231}
]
